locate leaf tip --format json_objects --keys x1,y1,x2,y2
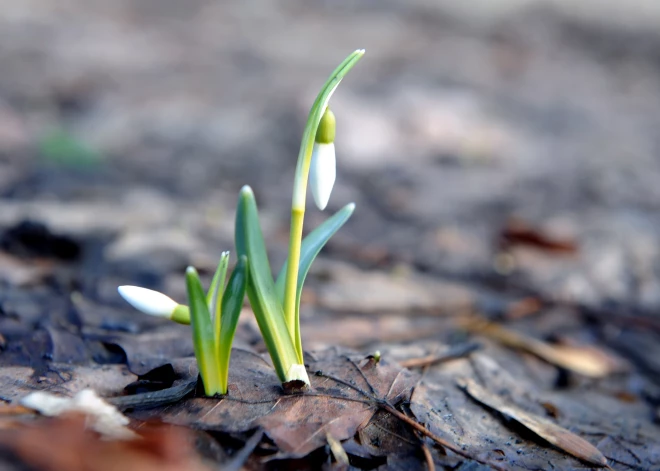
[{"x1": 240, "y1": 185, "x2": 254, "y2": 198}]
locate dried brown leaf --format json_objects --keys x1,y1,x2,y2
[
  {"x1": 132, "y1": 348, "x2": 418, "y2": 458},
  {"x1": 499, "y1": 218, "x2": 578, "y2": 254},
  {"x1": 463, "y1": 318, "x2": 626, "y2": 377},
  {"x1": 0, "y1": 414, "x2": 212, "y2": 471},
  {"x1": 457, "y1": 377, "x2": 609, "y2": 468},
  {"x1": 0, "y1": 364, "x2": 136, "y2": 403}
]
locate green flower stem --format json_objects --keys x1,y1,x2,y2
[
  {"x1": 283, "y1": 49, "x2": 364, "y2": 357},
  {"x1": 285, "y1": 207, "x2": 304, "y2": 356},
  {"x1": 275, "y1": 202, "x2": 355, "y2": 357}
]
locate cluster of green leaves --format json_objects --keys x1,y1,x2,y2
[
  {"x1": 185, "y1": 253, "x2": 248, "y2": 396},
  {"x1": 175, "y1": 194, "x2": 354, "y2": 393}
]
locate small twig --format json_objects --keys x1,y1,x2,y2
[
  {"x1": 420, "y1": 440, "x2": 436, "y2": 471},
  {"x1": 222, "y1": 429, "x2": 264, "y2": 471},
  {"x1": 223, "y1": 392, "x2": 372, "y2": 407},
  {"x1": 313, "y1": 370, "x2": 374, "y2": 401},
  {"x1": 380, "y1": 403, "x2": 506, "y2": 469},
  {"x1": 399, "y1": 343, "x2": 481, "y2": 369},
  {"x1": 315, "y1": 370, "x2": 507, "y2": 471},
  {"x1": 343, "y1": 355, "x2": 378, "y2": 396}
]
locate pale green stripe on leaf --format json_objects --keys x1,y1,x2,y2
[{"x1": 235, "y1": 186, "x2": 301, "y2": 383}]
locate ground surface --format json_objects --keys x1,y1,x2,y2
[{"x1": 0, "y1": 1, "x2": 659, "y2": 470}]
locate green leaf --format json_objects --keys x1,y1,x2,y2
[
  {"x1": 186, "y1": 266, "x2": 221, "y2": 396},
  {"x1": 235, "y1": 186, "x2": 303, "y2": 383},
  {"x1": 216, "y1": 255, "x2": 248, "y2": 393},
  {"x1": 275, "y1": 202, "x2": 355, "y2": 303},
  {"x1": 207, "y1": 251, "x2": 230, "y2": 340}
]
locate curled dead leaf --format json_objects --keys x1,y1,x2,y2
[
  {"x1": 462, "y1": 318, "x2": 627, "y2": 377},
  {"x1": 457, "y1": 377, "x2": 609, "y2": 468}
]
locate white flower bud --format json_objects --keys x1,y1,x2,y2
[
  {"x1": 309, "y1": 142, "x2": 336, "y2": 211},
  {"x1": 117, "y1": 286, "x2": 178, "y2": 318}
]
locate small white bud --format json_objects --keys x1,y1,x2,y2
[
  {"x1": 309, "y1": 142, "x2": 336, "y2": 211},
  {"x1": 117, "y1": 286, "x2": 178, "y2": 318}
]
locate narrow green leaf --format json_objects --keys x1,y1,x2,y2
[
  {"x1": 186, "y1": 266, "x2": 221, "y2": 396},
  {"x1": 207, "y1": 251, "x2": 230, "y2": 323},
  {"x1": 235, "y1": 186, "x2": 302, "y2": 383},
  {"x1": 207, "y1": 251, "x2": 230, "y2": 350},
  {"x1": 275, "y1": 202, "x2": 355, "y2": 304},
  {"x1": 216, "y1": 255, "x2": 248, "y2": 394}
]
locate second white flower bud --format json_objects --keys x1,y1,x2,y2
[{"x1": 118, "y1": 286, "x2": 178, "y2": 318}]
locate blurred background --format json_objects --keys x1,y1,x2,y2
[
  {"x1": 1, "y1": 0, "x2": 660, "y2": 350},
  {"x1": 2, "y1": 2, "x2": 660, "y2": 468}
]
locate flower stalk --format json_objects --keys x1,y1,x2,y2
[{"x1": 283, "y1": 49, "x2": 364, "y2": 360}]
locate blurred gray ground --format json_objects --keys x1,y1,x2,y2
[
  {"x1": 1, "y1": 1, "x2": 660, "y2": 469},
  {"x1": 0, "y1": 1, "x2": 659, "y2": 332},
  {"x1": 2, "y1": 0, "x2": 660, "y2": 313}
]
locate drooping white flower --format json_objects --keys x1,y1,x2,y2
[
  {"x1": 117, "y1": 286, "x2": 178, "y2": 318},
  {"x1": 309, "y1": 108, "x2": 336, "y2": 211},
  {"x1": 309, "y1": 142, "x2": 336, "y2": 210}
]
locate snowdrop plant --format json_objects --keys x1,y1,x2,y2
[
  {"x1": 118, "y1": 49, "x2": 364, "y2": 393},
  {"x1": 250, "y1": 49, "x2": 364, "y2": 386},
  {"x1": 120, "y1": 252, "x2": 247, "y2": 396}
]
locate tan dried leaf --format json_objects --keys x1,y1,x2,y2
[
  {"x1": 457, "y1": 377, "x2": 609, "y2": 468},
  {"x1": 463, "y1": 318, "x2": 626, "y2": 377}
]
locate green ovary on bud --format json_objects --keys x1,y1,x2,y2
[
  {"x1": 315, "y1": 107, "x2": 336, "y2": 144},
  {"x1": 309, "y1": 108, "x2": 337, "y2": 211}
]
